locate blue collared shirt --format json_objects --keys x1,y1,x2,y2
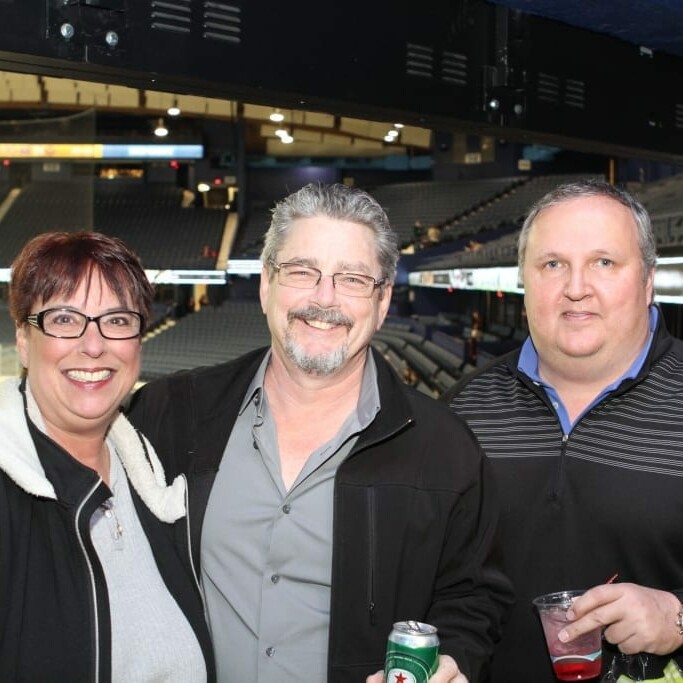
[{"x1": 517, "y1": 306, "x2": 658, "y2": 434}]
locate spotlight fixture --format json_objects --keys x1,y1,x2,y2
[
  {"x1": 167, "y1": 99, "x2": 181, "y2": 117},
  {"x1": 154, "y1": 118, "x2": 169, "y2": 137},
  {"x1": 273, "y1": 128, "x2": 293, "y2": 143},
  {"x1": 269, "y1": 109, "x2": 285, "y2": 123}
]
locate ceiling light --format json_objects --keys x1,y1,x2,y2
[
  {"x1": 387, "y1": 130, "x2": 399, "y2": 138},
  {"x1": 274, "y1": 128, "x2": 288, "y2": 138},
  {"x1": 167, "y1": 100, "x2": 181, "y2": 117},
  {"x1": 281, "y1": 134, "x2": 294, "y2": 144},
  {"x1": 269, "y1": 109, "x2": 285, "y2": 122},
  {"x1": 197, "y1": 182, "x2": 211, "y2": 192},
  {"x1": 394, "y1": 123, "x2": 404, "y2": 128},
  {"x1": 154, "y1": 118, "x2": 168, "y2": 137}
]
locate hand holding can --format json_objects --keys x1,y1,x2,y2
[{"x1": 385, "y1": 620, "x2": 439, "y2": 683}]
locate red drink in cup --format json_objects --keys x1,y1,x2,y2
[{"x1": 533, "y1": 590, "x2": 602, "y2": 681}]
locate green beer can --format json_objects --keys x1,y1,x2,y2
[{"x1": 384, "y1": 620, "x2": 439, "y2": 683}]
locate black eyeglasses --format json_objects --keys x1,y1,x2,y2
[
  {"x1": 269, "y1": 260, "x2": 386, "y2": 298},
  {"x1": 25, "y1": 308, "x2": 144, "y2": 340}
]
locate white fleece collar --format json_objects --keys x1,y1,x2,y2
[
  {"x1": 0, "y1": 378, "x2": 186, "y2": 523},
  {"x1": 0, "y1": 378, "x2": 56, "y2": 499},
  {"x1": 107, "y1": 412, "x2": 187, "y2": 523}
]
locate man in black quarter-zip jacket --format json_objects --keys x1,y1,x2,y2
[
  {"x1": 129, "y1": 182, "x2": 513, "y2": 683},
  {"x1": 447, "y1": 179, "x2": 683, "y2": 683}
]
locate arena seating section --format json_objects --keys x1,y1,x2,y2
[
  {"x1": 0, "y1": 179, "x2": 227, "y2": 269},
  {"x1": 373, "y1": 313, "x2": 524, "y2": 397},
  {"x1": 632, "y1": 175, "x2": 683, "y2": 247},
  {"x1": 0, "y1": 302, "x2": 16, "y2": 344},
  {"x1": 415, "y1": 173, "x2": 605, "y2": 271},
  {"x1": 232, "y1": 199, "x2": 272, "y2": 257},
  {"x1": 94, "y1": 182, "x2": 227, "y2": 269},
  {"x1": 140, "y1": 300, "x2": 270, "y2": 381},
  {"x1": 367, "y1": 178, "x2": 523, "y2": 247},
  {"x1": 0, "y1": 179, "x2": 94, "y2": 265},
  {"x1": 0, "y1": 302, "x2": 20, "y2": 375}
]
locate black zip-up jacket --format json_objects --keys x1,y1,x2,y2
[
  {"x1": 446, "y1": 315, "x2": 683, "y2": 682},
  {"x1": 128, "y1": 347, "x2": 514, "y2": 682},
  {"x1": 0, "y1": 379, "x2": 215, "y2": 682}
]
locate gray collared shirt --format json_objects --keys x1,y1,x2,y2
[{"x1": 201, "y1": 350, "x2": 381, "y2": 682}]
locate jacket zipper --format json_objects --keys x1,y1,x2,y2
[
  {"x1": 551, "y1": 433, "x2": 570, "y2": 501},
  {"x1": 182, "y1": 473, "x2": 205, "y2": 604},
  {"x1": 74, "y1": 478, "x2": 104, "y2": 683},
  {"x1": 367, "y1": 487, "x2": 376, "y2": 625},
  {"x1": 520, "y1": 377, "x2": 571, "y2": 501},
  {"x1": 345, "y1": 417, "x2": 413, "y2": 625}
]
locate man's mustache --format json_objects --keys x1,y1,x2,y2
[{"x1": 288, "y1": 306, "x2": 354, "y2": 329}]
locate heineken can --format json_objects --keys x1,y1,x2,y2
[{"x1": 384, "y1": 620, "x2": 440, "y2": 683}]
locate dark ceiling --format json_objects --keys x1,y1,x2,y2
[
  {"x1": 489, "y1": 0, "x2": 683, "y2": 59},
  {"x1": 0, "y1": 0, "x2": 681, "y2": 161}
]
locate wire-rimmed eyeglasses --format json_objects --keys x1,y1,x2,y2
[
  {"x1": 25, "y1": 308, "x2": 144, "y2": 340},
  {"x1": 269, "y1": 260, "x2": 385, "y2": 298}
]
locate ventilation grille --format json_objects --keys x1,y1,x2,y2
[
  {"x1": 441, "y1": 51, "x2": 468, "y2": 86},
  {"x1": 406, "y1": 43, "x2": 435, "y2": 79},
  {"x1": 537, "y1": 72, "x2": 560, "y2": 104},
  {"x1": 675, "y1": 104, "x2": 683, "y2": 129},
  {"x1": 203, "y1": 2, "x2": 241, "y2": 43},
  {"x1": 151, "y1": 0, "x2": 191, "y2": 34},
  {"x1": 536, "y1": 73, "x2": 585, "y2": 110},
  {"x1": 150, "y1": 1, "x2": 242, "y2": 43},
  {"x1": 564, "y1": 78, "x2": 585, "y2": 109}
]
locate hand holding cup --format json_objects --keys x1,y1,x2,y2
[{"x1": 533, "y1": 590, "x2": 603, "y2": 681}]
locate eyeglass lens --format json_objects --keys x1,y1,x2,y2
[
  {"x1": 39, "y1": 309, "x2": 141, "y2": 338},
  {"x1": 277, "y1": 263, "x2": 377, "y2": 296}
]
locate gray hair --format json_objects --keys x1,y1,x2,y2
[
  {"x1": 517, "y1": 179, "x2": 657, "y2": 281},
  {"x1": 261, "y1": 182, "x2": 399, "y2": 284}
]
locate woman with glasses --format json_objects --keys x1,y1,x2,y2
[{"x1": 0, "y1": 231, "x2": 214, "y2": 682}]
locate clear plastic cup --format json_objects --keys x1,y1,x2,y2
[{"x1": 533, "y1": 589, "x2": 602, "y2": 681}]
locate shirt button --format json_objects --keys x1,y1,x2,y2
[
  {"x1": 271, "y1": 574, "x2": 280, "y2": 584},
  {"x1": 552, "y1": 401, "x2": 559, "y2": 409},
  {"x1": 266, "y1": 647, "x2": 275, "y2": 657},
  {"x1": 282, "y1": 503, "x2": 291, "y2": 514}
]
